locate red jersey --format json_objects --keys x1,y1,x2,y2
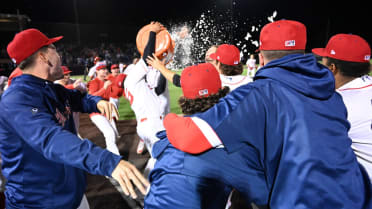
[{"x1": 88, "y1": 78, "x2": 110, "y2": 100}]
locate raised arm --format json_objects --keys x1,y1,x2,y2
[{"x1": 147, "y1": 54, "x2": 180, "y2": 87}]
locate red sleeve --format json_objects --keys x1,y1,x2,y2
[
  {"x1": 8, "y1": 68, "x2": 23, "y2": 86},
  {"x1": 88, "y1": 79, "x2": 106, "y2": 97},
  {"x1": 164, "y1": 113, "x2": 213, "y2": 154}
]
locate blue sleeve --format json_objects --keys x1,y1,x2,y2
[
  {"x1": 55, "y1": 84, "x2": 101, "y2": 113},
  {"x1": 194, "y1": 85, "x2": 267, "y2": 153},
  {"x1": 2, "y1": 90, "x2": 121, "y2": 177}
]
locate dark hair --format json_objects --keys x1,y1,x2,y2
[
  {"x1": 260, "y1": 50, "x2": 305, "y2": 61},
  {"x1": 178, "y1": 87, "x2": 230, "y2": 115},
  {"x1": 219, "y1": 62, "x2": 243, "y2": 76},
  {"x1": 325, "y1": 57, "x2": 371, "y2": 78},
  {"x1": 18, "y1": 46, "x2": 49, "y2": 70}
]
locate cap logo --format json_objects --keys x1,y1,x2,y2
[
  {"x1": 285, "y1": 40, "x2": 296, "y2": 47},
  {"x1": 199, "y1": 89, "x2": 209, "y2": 96},
  {"x1": 330, "y1": 50, "x2": 336, "y2": 55},
  {"x1": 234, "y1": 61, "x2": 239, "y2": 64},
  {"x1": 365, "y1": 55, "x2": 371, "y2": 61},
  {"x1": 11, "y1": 58, "x2": 17, "y2": 63}
]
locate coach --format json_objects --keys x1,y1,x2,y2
[{"x1": 0, "y1": 29, "x2": 148, "y2": 209}]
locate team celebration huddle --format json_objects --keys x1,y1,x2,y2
[{"x1": 0, "y1": 17, "x2": 371, "y2": 209}]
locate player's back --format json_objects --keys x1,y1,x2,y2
[
  {"x1": 201, "y1": 54, "x2": 372, "y2": 208},
  {"x1": 124, "y1": 59, "x2": 163, "y2": 121},
  {"x1": 338, "y1": 75, "x2": 372, "y2": 180},
  {"x1": 219, "y1": 74, "x2": 252, "y2": 91}
]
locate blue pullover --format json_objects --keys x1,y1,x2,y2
[{"x1": 0, "y1": 74, "x2": 122, "y2": 209}]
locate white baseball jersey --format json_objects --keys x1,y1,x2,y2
[
  {"x1": 337, "y1": 75, "x2": 372, "y2": 180},
  {"x1": 246, "y1": 58, "x2": 257, "y2": 70},
  {"x1": 220, "y1": 74, "x2": 252, "y2": 91},
  {"x1": 146, "y1": 66, "x2": 170, "y2": 117},
  {"x1": 124, "y1": 59, "x2": 165, "y2": 154}
]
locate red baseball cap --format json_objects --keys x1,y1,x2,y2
[
  {"x1": 94, "y1": 56, "x2": 101, "y2": 64},
  {"x1": 312, "y1": 34, "x2": 371, "y2": 63},
  {"x1": 111, "y1": 64, "x2": 119, "y2": 70},
  {"x1": 181, "y1": 63, "x2": 221, "y2": 99},
  {"x1": 96, "y1": 64, "x2": 107, "y2": 71},
  {"x1": 7, "y1": 28, "x2": 63, "y2": 65},
  {"x1": 210, "y1": 44, "x2": 241, "y2": 66},
  {"x1": 258, "y1": 20, "x2": 306, "y2": 51},
  {"x1": 61, "y1": 66, "x2": 72, "y2": 75}
]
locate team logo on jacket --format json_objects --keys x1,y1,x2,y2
[
  {"x1": 55, "y1": 108, "x2": 67, "y2": 127},
  {"x1": 31, "y1": 108, "x2": 38, "y2": 115}
]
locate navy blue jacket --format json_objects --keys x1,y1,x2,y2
[{"x1": 0, "y1": 74, "x2": 122, "y2": 209}]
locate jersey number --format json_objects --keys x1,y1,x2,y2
[{"x1": 125, "y1": 88, "x2": 134, "y2": 105}]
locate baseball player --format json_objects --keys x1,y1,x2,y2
[
  {"x1": 106, "y1": 64, "x2": 124, "y2": 109},
  {"x1": 209, "y1": 44, "x2": 252, "y2": 91},
  {"x1": 114, "y1": 22, "x2": 169, "y2": 162},
  {"x1": 149, "y1": 45, "x2": 218, "y2": 88},
  {"x1": 151, "y1": 44, "x2": 252, "y2": 92},
  {"x1": 162, "y1": 20, "x2": 372, "y2": 208},
  {"x1": 246, "y1": 54, "x2": 257, "y2": 78},
  {"x1": 88, "y1": 64, "x2": 120, "y2": 155},
  {"x1": 87, "y1": 56, "x2": 105, "y2": 81},
  {"x1": 144, "y1": 63, "x2": 266, "y2": 209},
  {"x1": 312, "y1": 34, "x2": 372, "y2": 181}
]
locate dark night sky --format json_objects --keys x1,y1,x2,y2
[{"x1": 1, "y1": 0, "x2": 371, "y2": 52}]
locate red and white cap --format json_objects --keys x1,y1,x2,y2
[
  {"x1": 111, "y1": 64, "x2": 119, "y2": 69},
  {"x1": 96, "y1": 64, "x2": 107, "y2": 71},
  {"x1": 94, "y1": 56, "x2": 101, "y2": 64},
  {"x1": 181, "y1": 63, "x2": 221, "y2": 99},
  {"x1": 312, "y1": 34, "x2": 371, "y2": 63},
  {"x1": 258, "y1": 20, "x2": 306, "y2": 51},
  {"x1": 210, "y1": 44, "x2": 241, "y2": 66},
  {"x1": 7, "y1": 28, "x2": 63, "y2": 65},
  {"x1": 61, "y1": 66, "x2": 72, "y2": 74}
]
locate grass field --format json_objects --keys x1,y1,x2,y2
[
  {"x1": 72, "y1": 68, "x2": 249, "y2": 120},
  {"x1": 71, "y1": 73, "x2": 184, "y2": 120}
]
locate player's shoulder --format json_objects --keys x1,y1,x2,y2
[{"x1": 1, "y1": 83, "x2": 43, "y2": 107}]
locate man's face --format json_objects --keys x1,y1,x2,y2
[
  {"x1": 63, "y1": 73, "x2": 70, "y2": 82},
  {"x1": 205, "y1": 46, "x2": 217, "y2": 63},
  {"x1": 45, "y1": 44, "x2": 63, "y2": 81},
  {"x1": 96, "y1": 68, "x2": 108, "y2": 79},
  {"x1": 111, "y1": 68, "x2": 119, "y2": 76}
]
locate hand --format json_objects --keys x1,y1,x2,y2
[
  {"x1": 73, "y1": 79, "x2": 82, "y2": 89},
  {"x1": 111, "y1": 160, "x2": 150, "y2": 199},
  {"x1": 97, "y1": 100, "x2": 119, "y2": 121},
  {"x1": 146, "y1": 53, "x2": 167, "y2": 71},
  {"x1": 103, "y1": 80, "x2": 112, "y2": 89},
  {"x1": 148, "y1": 21, "x2": 165, "y2": 34}
]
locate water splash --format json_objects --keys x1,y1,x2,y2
[{"x1": 165, "y1": 10, "x2": 278, "y2": 69}]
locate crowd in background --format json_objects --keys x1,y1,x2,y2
[{"x1": 0, "y1": 42, "x2": 139, "y2": 76}]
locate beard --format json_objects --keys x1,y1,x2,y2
[{"x1": 49, "y1": 65, "x2": 64, "y2": 81}]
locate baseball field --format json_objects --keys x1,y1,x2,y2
[{"x1": 73, "y1": 68, "x2": 250, "y2": 120}]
